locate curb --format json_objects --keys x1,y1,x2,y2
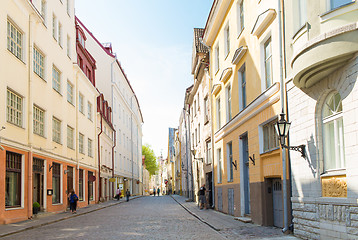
[
  {"x1": 170, "y1": 195, "x2": 220, "y2": 232},
  {"x1": 0, "y1": 196, "x2": 143, "y2": 238}
]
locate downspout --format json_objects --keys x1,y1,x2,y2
[
  {"x1": 179, "y1": 139, "x2": 182, "y2": 195},
  {"x1": 183, "y1": 108, "x2": 189, "y2": 198},
  {"x1": 112, "y1": 129, "x2": 116, "y2": 178},
  {"x1": 97, "y1": 114, "x2": 103, "y2": 203},
  {"x1": 278, "y1": 0, "x2": 289, "y2": 233},
  {"x1": 27, "y1": 14, "x2": 34, "y2": 219},
  {"x1": 130, "y1": 97, "x2": 134, "y2": 195},
  {"x1": 186, "y1": 106, "x2": 194, "y2": 201}
]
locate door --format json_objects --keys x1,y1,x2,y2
[
  {"x1": 67, "y1": 166, "x2": 73, "y2": 207},
  {"x1": 32, "y1": 158, "x2": 44, "y2": 208},
  {"x1": 228, "y1": 188, "x2": 234, "y2": 216},
  {"x1": 240, "y1": 133, "x2": 250, "y2": 215},
  {"x1": 217, "y1": 187, "x2": 223, "y2": 212},
  {"x1": 206, "y1": 172, "x2": 213, "y2": 207},
  {"x1": 273, "y1": 179, "x2": 283, "y2": 228}
]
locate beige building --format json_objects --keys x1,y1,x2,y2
[
  {"x1": 0, "y1": 0, "x2": 99, "y2": 224},
  {"x1": 284, "y1": 0, "x2": 358, "y2": 239}
]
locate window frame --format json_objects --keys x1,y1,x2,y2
[
  {"x1": 225, "y1": 24, "x2": 230, "y2": 58},
  {"x1": 52, "y1": 65, "x2": 61, "y2": 93},
  {"x1": 88, "y1": 138, "x2": 93, "y2": 157},
  {"x1": 264, "y1": 37, "x2": 273, "y2": 89},
  {"x1": 7, "y1": 20, "x2": 23, "y2": 61},
  {"x1": 7, "y1": 89, "x2": 23, "y2": 127},
  {"x1": 262, "y1": 119, "x2": 279, "y2": 153},
  {"x1": 52, "y1": 117, "x2": 61, "y2": 144},
  {"x1": 33, "y1": 47, "x2": 45, "y2": 79},
  {"x1": 215, "y1": 44, "x2": 220, "y2": 74},
  {"x1": 226, "y1": 84, "x2": 232, "y2": 122},
  {"x1": 33, "y1": 105, "x2": 45, "y2": 137},
  {"x1": 79, "y1": 133, "x2": 84, "y2": 154},
  {"x1": 5, "y1": 151, "x2": 22, "y2": 208},
  {"x1": 239, "y1": 64, "x2": 247, "y2": 110},
  {"x1": 67, "y1": 125, "x2": 74, "y2": 149},
  {"x1": 216, "y1": 97, "x2": 221, "y2": 130},
  {"x1": 227, "y1": 142, "x2": 233, "y2": 182},
  {"x1": 217, "y1": 148, "x2": 222, "y2": 183},
  {"x1": 52, "y1": 162, "x2": 61, "y2": 204},
  {"x1": 79, "y1": 93, "x2": 84, "y2": 114}
]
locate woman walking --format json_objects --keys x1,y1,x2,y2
[{"x1": 69, "y1": 189, "x2": 79, "y2": 213}]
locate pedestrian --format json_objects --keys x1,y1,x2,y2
[
  {"x1": 68, "y1": 189, "x2": 79, "y2": 213},
  {"x1": 126, "y1": 189, "x2": 130, "y2": 202},
  {"x1": 115, "y1": 187, "x2": 121, "y2": 200},
  {"x1": 157, "y1": 187, "x2": 160, "y2": 196},
  {"x1": 153, "y1": 187, "x2": 156, "y2": 196},
  {"x1": 199, "y1": 184, "x2": 206, "y2": 210}
]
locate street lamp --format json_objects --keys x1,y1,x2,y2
[{"x1": 275, "y1": 112, "x2": 306, "y2": 158}]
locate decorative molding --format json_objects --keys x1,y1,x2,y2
[
  {"x1": 321, "y1": 175, "x2": 347, "y2": 198},
  {"x1": 212, "y1": 83, "x2": 222, "y2": 96},
  {"x1": 219, "y1": 67, "x2": 232, "y2": 84},
  {"x1": 251, "y1": 9, "x2": 276, "y2": 37},
  {"x1": 231, "y1": 46, "x2": 247, "y2": 65}
]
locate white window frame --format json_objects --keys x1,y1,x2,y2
[
  {"x1": 52, "y1": 117, "x2": 61, "y2": 144},
  {"x1": 33, "y1": 47, "x2": 45, "y2": 79},
  {"x1": 7, "y1": 20, "x2": 23, "y2": 61},
  {"x1": 67, "y1": 81, "x2": 73, "y2": 104},
  {"x1": 7, "y1": 89, "x2": 23, "y2": 127},
  {"x1": 52, "y1": 65, "x2": 61, "y2": 93},
  {"x1": 215, "y1": 44, "x2": 220, "y2": 74},
  {"x1": 58, "y1": 22, "x2": 62, "y2": 47},
  {"x1": 52, "y1": 15, "x2": 57, "y2": 41},
  {"x1": 238, "y1": 64, "x2": 246, "y2": 111},
  {"x1": 260, "y1": 119, "x2": 279, "y2": 153},
  {"x1": 88, "y1": 138, "x2": 93, "y2": 157},
  {"x1": 328, "y1": 0, "x2": 353, "y2": 10},
  {"x1": 79, "y1": 93, "x2": 84, "y2": 114},
  {"x1": 79, "y1": 133, "x2": 84, "y2": 154},
  {"x1": 33, "y1": 105, "x2": 45, "y2": 137},
  {"x1": 226, "y1": 84, "x2": 232, "y2": 122},
  {"x1": 216, "y1": 97, "x2": 221, "y2": 130},
  {"x1": 87, "y1": 101, "x2": 92, "y2": 120},
  {"x1": 217, "y1": 148, "x2": 222, "y2": 183},
  {"x1": 224, "y1": 23, "x2": 230, "y2": 57},
  {"x1": 227, "y1": 142, "x2": 233, "y2": 182},
  {"x1": 237, "y1": 0, "x2": 244, "y2": 35}
]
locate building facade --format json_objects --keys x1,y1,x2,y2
[
  {"x1": 203, "y1": 0, "x2": 289, "y2": 226},
  {"x1": 0, "y1": 0, "x2": 99, "y2": 224},
  {"x1": 284, "y1": 0, "x2": 358, "y2": 239}
]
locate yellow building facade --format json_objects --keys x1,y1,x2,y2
[{"x1": 203, "y1": 0, "x2": 289, "y2": 226}]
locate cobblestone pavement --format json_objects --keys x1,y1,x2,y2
[
  {"x1": 0, "y1": 195, "x2": 300, "y2": 240},
  {"x1": 1, "y1": 196, "x2": 223, "y2": 240}
]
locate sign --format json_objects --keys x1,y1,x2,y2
[
  {"x1": 89, "y1": 175, "x2": 96, "y2": 182},
  {"x1": 47, "y1": 189, "x2": 53, "y2": 196},
  {"x1": 109, "y1": 178, "x2": 116, "y2": 183}
]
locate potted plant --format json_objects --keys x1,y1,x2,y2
[{"x1": 33, "y1": 202, "x2": 40, "y2": 215}]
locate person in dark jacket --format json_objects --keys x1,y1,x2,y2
[
  {"x1": 69, "y1": 189, "x2": 79, "y2": 213},
  {"x1": 126, "y1": 189, "x2": 130, "y2": 202}
]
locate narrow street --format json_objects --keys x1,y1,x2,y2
[{"x1": 1, "y1": 196, "x2": 298, "y2": 240}]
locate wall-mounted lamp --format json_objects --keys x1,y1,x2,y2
[
  {"x1": 40, "y1": 146, "x2": 57, "y2": 151},
  {"x1": 0, "y1": 126, "x2": 6, "y2": 150},
  {"x1": 191, "y1": 149, "x2": 204, "y2": 162},
  {"x1": 275, "y1": 112, "x2": 306, "y2": 158},
  {"x1": 49, "y1": 163, "x2": 54, "y2": 172},
  {"x1": 231, "y1": 160, "x2": 237, "y2": 170},
  {"x1": 64, "y1": 169, "x2": 70, "y2": 174},
  {"x1": 249, "y1": 154, "x2": 255, "y2": 166}
]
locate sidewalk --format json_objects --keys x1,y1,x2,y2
[
  {"x1": 171, "y1": 194, "x2": 300, "y2": 240},
  {"x1": 0, "y1": 196, "x2": 142, "y2": 238}
]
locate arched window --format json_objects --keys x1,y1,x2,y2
[{"x1": 322, "y1": 92, "x2": 345, "y2": 171}]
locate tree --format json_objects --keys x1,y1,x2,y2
[{"x1": 142, "y1": 144, "x2": 158, "y2": 176}]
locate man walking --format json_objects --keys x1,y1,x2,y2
[
  {"x1": 126, "y1": 189, "x2": 130, "y2": 202},
  {"x1": 199, "y1": 184, "x2": 206, "y2": 210}
]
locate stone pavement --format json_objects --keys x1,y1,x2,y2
[
  {"x1": 0, "y1": 195, "x2": 142, "y2": 238},
  {"x1": 171, "y1": 194, "x2": 301, "y2": 240}
]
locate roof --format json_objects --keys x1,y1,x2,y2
[{"x1": 193, "y1": 28, "x2": 209, "y2": 53}]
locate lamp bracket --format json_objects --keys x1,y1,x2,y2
[
  {"x1": 249, "y1": 154, "x2": 255, "y2": 166},
  {"x1": 231, "y1": 160, "x2": 237, "y2": 170},
  {"x1": 49, "y1": 164, "x2": 54, "y2": 172},
  {"x1": 282, "y1": 144, "x2": 306, "y2": 158}
]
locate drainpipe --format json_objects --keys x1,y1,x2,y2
[
  {"x1": 112, "y1": 129, "x2": 116, "y2": 179},
  {"x1": 97, "y1": 114, "x2": 103, "y2": 203},
  {"x1": 278, "y1": 0, "x2": 289, "y2": 233},
  {"x1": 183, "y1": 108, "x2": 189, "y2": 198}
]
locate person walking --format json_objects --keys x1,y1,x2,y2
[
  {"x1": 157, "y1": 187, "x2": 160, "y2": 196},
  {"x1": 68, "y1": 189, "x2": 79, "y2": 213},
  {"x1": 199, "y1": 184, "x2": 206, "y2": 210},
  {"x1": 153, "y1": 187, "x2": 156, "y2": 196},
  {"x1": 115, "y1": 187, "x2": 121, "y2": 200},
  {"x1": 126, "y1": 189, "x2": 130, "y2": 202}
]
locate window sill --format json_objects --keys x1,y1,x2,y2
[
  {"x1": 225, "y1": 52, "x2": 230, "y2": 60},
  {"x1": 204, "y1": 119, "x2": 209, "y2": 125},
  {"x1": 8, "y1": 50, "x2": 25, "y2": 65},
  {"x1": 320, "y1": 1, "x2": 356, "y2": 20},
  {"x1": 34, "y1": 133, "x2": 46, "y2": 139},
  {"x1": 52, "y1": 141, "x2": 62, "y2": 145},
  {"x1": 320, "y1": 169, "x2": 346, "y2": 177},
  {"x1": 67, "y1": 101, "x2": 75, "y2": 107},
  {"x1": 52, "y1": 203, "x2": 63, "y2": 206},
  {"x1": 53, "y1": 88, "x2": 62, "y2": 96},
  {"x1": 260, "y1": 147, "x2": 280, "y2": 156},
  {"x1": 34, "y1": 72, "x2": 46, "y2": 82},
  {"x1": 237, "y1": 28, "x2": 245, "y2": 39},
  {"x1": 7, "y1": 121, "x2": 25, "y2": 129}
]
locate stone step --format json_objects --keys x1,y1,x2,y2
[{"x1": 234, "y1": 217, "x2": 252, "y2": 223}]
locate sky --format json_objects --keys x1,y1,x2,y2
[{"x1": 75, "y1": 0, "x2": 213, "y2": 157}]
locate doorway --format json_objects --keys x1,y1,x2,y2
[
  {"x1": 32, "y1": 158, "x2": 44, "y2": 209},
  {"x1": 206, "y1": 172, "x2": 213, "y2": 207},
  {"x1": 239, "y1": 133, "x2": 250, "y2": 216},
  {"x1": 273, "y1": 179, "x2": 283, "y2": 228}
]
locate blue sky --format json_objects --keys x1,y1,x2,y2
[{"x1": 75, "y1": 0, "x2": 213, "y2": 157}]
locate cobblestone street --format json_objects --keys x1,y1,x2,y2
[{"x1": 0, "y1": 195, "x2": 299, "y2": 240}]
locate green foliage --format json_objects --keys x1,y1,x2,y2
[
  {"x1": 33, "y1": 202, "x2": 40, "y2": 208},
  {"x1": 142, "y1": 144, "x2": 158, "y2": 176}
]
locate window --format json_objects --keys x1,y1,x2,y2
[
  {"x1": 52, "y1": 117, "x2": 61, "y2": 144},
  {"x1": 52, "y1": 163, "x2": 60, "y2": 204},
  {"x1": 79, "y1": 133, "x2": 84, "y2": 154},
  {"x1": 215, "y1": 45, "x2": 220, "y2": 73},
  {"x1": 226, "y1": 84, "x2": 232, "y2": 122},
  {"x1": 6, "y1": 151, "x2": 22, "y2": 208},
  {"x1": 88, "y1": 138, "x2": 93, "y2": 157},
  {"x1": 227, "y1": 142, "x2": 233, "y2": 182},
  {"x1": 7, "y1": 20, "x2": 23, "y2": 60},
  {"x1": 225, "y1": 24, "x2": 230, "y2": 57},
  {"x1": 194, "y1": 100, "x2": 197, "y2": 116},
  {"x1": 217, "y1": 148, "x2": 222, "y2": 183},
  {"x1": 79, "y1": 169, "x2": 83, "y2": 201},
  {"x1": 88, "y1": 171, "x2": 94, "y2": 200},
  {"x1": 195, "y1": 128, "x2": 198, "y2": 146},
  {"x1": 239, "y1": 65, "x2": 246, "y2": 110},
  {"x1": 294, "y1": 0, "x2": 307, "y2": 31},
  {"x1": 52, "y1": 66, "x2": 61, "y2": 93},
  {"x1": 41, "y1": 0, "x2": 46, "y2": 21},
  {"x1": 67, "y1": 125, "x2": 74, "y2": 149},
  {"x1": 52, "y1": 15, "x2": 57, "y2": 40},
  {"x1": 263, "y1": 120, "x2": 279, "y2": 152},
  {"x1": 238, "y1": 0, "x2": 244, "y2": 33},
  {"x1": 198, "y1": 123, "x2": 200, "y2": 143},
  {"x1": 33, "y1": 105, "x2": 45, "y2": 136},
  {"x1": 67, "y1": 35, "x2": 70, "y2": 57},
  {"x1": 329, "y1": 0, "x2": 353, "y2": 10},
  {"x1": 58, "y1": 22, "x2": 62, "y2": 47},
  {"x1": 87, "y1": 102, "x2": 92, "y2": 120},
  {"x1": 264, "y1": 38, "x2": 273, "y2": 89},
  {"x1": 79, "y1": 94, "x2": 84, "y2": 114},
  {"x1": 322, "y1": 92, "x2": 345, "y2": 171},
  {"x1": 204, "y1": 97, "x2": 209, "y2": 123},
  {"x1": 33, "y1": 47, "x2": 45, "y2": 79},
  {"x1": 206, "y1": 141, "x2": 212, "y2": 164},
  {"x1": 216, "y1": 97, "x2": 221, "y2": 130},
  {"x1": 67, "y1": 81, "x2": 73, "y2": 104},
  {"x1": 7, "y1": 89, "x2": 23, "y2": 127},
  {"x1": 118, "y1": 130, "x2": 121, "y2": 144}
]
